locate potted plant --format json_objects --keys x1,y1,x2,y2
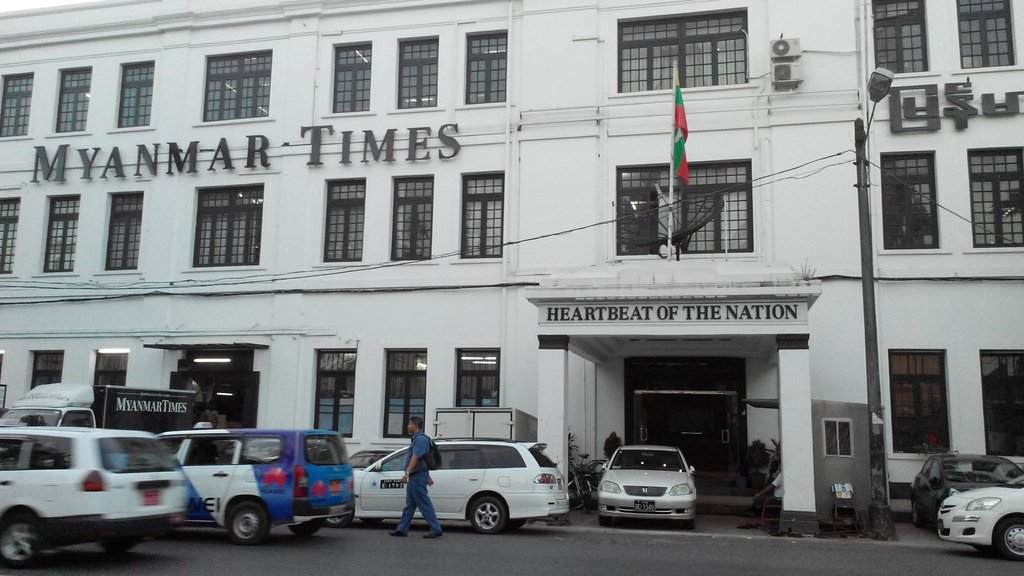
[
  {"x1": 603, "y1": 431, "x2": 622, "y2": 460},
  {"x1": 746, "y1": 439, "x2": 770, "y2": 489}
]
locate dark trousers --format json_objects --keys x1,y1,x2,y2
[{"x1": 395, "y1": 473, "x2": 442, "y2": 534}]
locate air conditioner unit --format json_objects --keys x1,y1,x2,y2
[
  {"x1": 770, "y1": 38, "x2": 802, "y2": 60},
  {"x1": 772, "y1": 61, "x2": 803, "y2": 89}
]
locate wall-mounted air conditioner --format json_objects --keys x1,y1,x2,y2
[
  {"x1": 772, "y1": 61, "x2": 803, "y2": 89},
  {"x1": 770, "y1": 38, "x2": 802, "y2": 61}
]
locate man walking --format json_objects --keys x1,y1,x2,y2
[{"x1": 389, "y1": 416, "x2": 443, "y2": 539}]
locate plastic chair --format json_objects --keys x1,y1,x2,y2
[{"x1": 760, "y1": 497, "x2": 782, "y2": 532}]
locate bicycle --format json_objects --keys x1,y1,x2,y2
[{"x1": 566, "y1": 453, "x2": 602, "y2": 512}]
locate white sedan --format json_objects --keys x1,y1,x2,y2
[
  {"x1": 596, "y1": 445, "x2": 696, "y2": 529},
  {"x1": 938, "y1": 475, "x2": 1024, "y2": 560}
]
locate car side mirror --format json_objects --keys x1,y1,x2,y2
[{"x1": 689, "y1": 465, "x2": 696, "y2": 474}]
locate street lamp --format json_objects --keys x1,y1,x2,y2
[{"x1": 855, "y1": 67, "x2": 895, "y2": 540}]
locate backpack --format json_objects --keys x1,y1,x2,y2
[{"x1": 424, "y1": 439, "x2": 442, "y2": 471}]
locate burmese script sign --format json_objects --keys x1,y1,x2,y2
[
  {"x1": 888, "y1": 81, "x2": 1024, "y2": 133},
  {"x1": 540, "y1": 301, "x2": 807, "y2": 325}
]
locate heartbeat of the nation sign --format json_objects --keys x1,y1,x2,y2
[{"x1": 539, "y1": 300, "x2": 807, "y2": 324}]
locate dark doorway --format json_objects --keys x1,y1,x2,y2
[
  {"x1": 625, "y1": 357, "x2": 746, "y2": 477},
  {"x1": 170, "y1": 349, "x2": 260, "y2": 428}
]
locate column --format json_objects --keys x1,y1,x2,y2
[
  {"x1": 776, "y1": 334, "x2": 818, "y2": 535},
  {"x1": 537, "y1": 335, "x2": 570, "y2": 477}
]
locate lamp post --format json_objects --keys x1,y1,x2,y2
[{"x1": 856, "y1": 67, "x2": 895, "y2": 540}]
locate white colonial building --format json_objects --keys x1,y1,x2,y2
[{"x1": 1, "y1": 0, "x2": 1022, "y2": 533}]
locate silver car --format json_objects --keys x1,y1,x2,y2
[{"x1": 596, "y1": 445, "x2": 697, "y2": 529}]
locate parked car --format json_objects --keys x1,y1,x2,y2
[
  {"x1": 911, "y1": 454, "x2": 1023, "y2": 527},
  {"x1": 352, "y1": 439, "x2": 568, "y2": 534},
  {"x1": 0, "y1": 427, "x2": 187, "y2": 568},
  {"x1": 348, "y1": 449, "x2": 393, "y2": 470},
  {"x1": 938, "y1": 474, "x2": 1024, "y2": 560},
  {"x1": 596, "y1": 444, "x2": 697, "y2": 529},
  {"x1": 159, "y1": 428, "x2": 353, "y2": 545},
  {"x1": 324, "y1": 449, "x2": 394, "y2": 528}
]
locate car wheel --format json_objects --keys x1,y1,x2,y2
[
  {"x1": 993, "y1": 516, "x2": 1024, "y2": 561},
  {"x1": 0, "y1": 512, "x2": 41, "y2": 569},
  {"x1": 598, "y1": 514, "x2": 613, "y2": 527},
  {"x1": 360, "y1": 518, "x2": 383, "y2": 527},
  {"x1": 101, "y1": 537, "x2": 137, "y2": 554},
  {"x1": 287, "y1": 519, "x2": 323, "y2": 537},
  {"x1": 911, "y1": 499, "x2": 926, "y2": 528},
  {"x1": 506, "y1": 519, "x2": 528, "y2": 531},
  {"x1": 469, "y1": 496, "x2": 507, "y2": 534},
  {"x1": 324, "y1": 513, "x2": 353, "y2": 529},
  {"x1": 227, "y1": 501, "x2": 271, "y2": 546}
]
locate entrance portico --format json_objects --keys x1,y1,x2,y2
[{"x1": 528, "y1": 281, "x2": 822, "y2": 534}]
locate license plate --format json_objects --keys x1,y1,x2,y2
[
  {"x1": 633, "y1": 499, "x2": 655, "y2": 511},
  {"x1": 142, "y1": 489, "x2": 161, "y2": 506},
  {"x1": 329, "y1": 479, "x2": 342, "y2": 494}
]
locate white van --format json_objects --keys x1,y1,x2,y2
[
  {"x1": 351, "y1": 439, "x2": 568, "y2": 534},
  {"x1": 0, "y1": 427, "x2": 187, "y2": 568}
]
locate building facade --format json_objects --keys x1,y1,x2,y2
[{"x1": 1, "y1": 0, "x2": 1022, "y2": 533}]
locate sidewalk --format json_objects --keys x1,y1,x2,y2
[{"x1": 554, "y1": 510, "x2": 961, "y2": 550}]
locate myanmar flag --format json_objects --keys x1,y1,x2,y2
[{"x1": 672, "y1": 71, "x2": 689, "y2": 184}]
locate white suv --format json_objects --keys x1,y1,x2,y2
[
  {"x1": 0, "y1": 427, "x2": 187, "y2": 568},
  {"x1": 351, "y1": 440, "x2": 568, "y2": 534}
]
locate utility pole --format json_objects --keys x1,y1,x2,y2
[{"x1": 855, "y1": 112, "x2": 895, "y2": 540}]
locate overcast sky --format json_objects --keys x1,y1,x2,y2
[{"x1": 0, "y1": 0, "x2": 108, "y2": 15}]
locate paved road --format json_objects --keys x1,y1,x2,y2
[{"x1": 12, "y1": 520, "x2": 1009, "y2": 576}]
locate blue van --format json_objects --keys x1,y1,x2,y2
[{"x1": 159, "y1": 429, "x2": 353, "y2": 545}]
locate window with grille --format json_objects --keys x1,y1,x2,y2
[
  {"x1": 466, "y1": 32, "x2": 507, "y2": 104},
  {"x1": 619, "y1": 11, "x2": 746, "y2": 92},
  {"x1": 384, "y1": 351, "x2": 427, "y2": 438},
  {"x1": 44, "y1": 196, "x2": 80, "y2": 273},
  {"x1": 0, "y1": 198, "x2": 18, "y2": 274},
  {"x1": 461, "y1": 173, "x2": 504, "y2": 258},
  {"x1": 456, "y1": 349, "x2": 500, "y2": 407},
  {"x1": 1, "y1": 74, "x2": 33, "y2": 137},
  {"x1": 315, "y1": 350, "x2": 357, "y2": 437},
  {"x1": 56, "y1": 68, "x2": 90, "y2": 133},
  {"x1": 616, "y1": 162, "x2": 752, "y2": 255},
  {"x1": 118, "y1": 62, "x2": 154, "y2": 128},
  {"x1": 968, "y1": 149, "x2": 1023, "y2": 247},
  {"x1": 392, "y1": 177, "x2": 433, "y2": 261},
  {"x1": 880, "y1": 153, "x2": 938, "y2": 249},
  {"x1": 823, "y1": 419, "x2": 852, "y2": 457},
  {"x1": 193, "y1": 186, "x2": 264, "y2": 267},
  {"x1": 106, "y1": 193, "x2": 143, "y2": 270},
  {"x1": 889, "y1": 351, "x2": 949, "y2": 454},
  {"x1": 334, "y1": 44, "x2": 372, "y2": 113},
  {"x1": 958, "y1": 0, "x2": 1015, "y2": 68},
  {"x1": 94, "y1": 352, "x2": 128, "y2": 387},
  {"x1": 873, "y1": 1, "x2": 929, "y2": 73},
  {"x1": 203, "y1": 51, "x2": 272, "y2": 122},
  {"x1": 981, "y1": 352, "x2": 1024, "y2": 456},
  {"x1": 31, "y1": 351, "x2": 64, "y2": 388},
  {"x1": 398, "y1": 39, "x2": 439, "y2": 109},
  {"x1": 324, "y1": 180, "x2": 365, "y2": 262}
]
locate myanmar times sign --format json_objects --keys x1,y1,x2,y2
[
  {"x1": 29, "y1": 123, "x2": 461, "y2": 183},
  {"x1": 539, "y1": 301, "x2": 807, "y2": 324}
]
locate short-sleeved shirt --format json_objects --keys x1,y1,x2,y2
[
  {"x1": 405, "y1": 432, "x2": 431, "y2": 475},
  {"x1": 772, "y1": 473, "x2": 784, "y2": 498}
]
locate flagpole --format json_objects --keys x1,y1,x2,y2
[{"x1": 667, "y1": 61, "x2": 677, "y2": 262}]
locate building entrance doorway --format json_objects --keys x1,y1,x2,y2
[
  {"x1": 625, "y1": 357, "x2": 745, "y2": 477},
  {"x1": 170, "y1": 349, "x2": 260, "y2": 428}
]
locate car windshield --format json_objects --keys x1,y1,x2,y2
[
  {"x1": 100, "y1": 437, "x2": 177, "y2": 473},
  {"x1": 0, "y1": 409, "x2": 61, "y2": 427},
  {"x1": 943, "y1": 458, "x2": 1024, "y2": 484},
  {"x1": 611, "y1": 449, "x2": 684, "y2": 472}
]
